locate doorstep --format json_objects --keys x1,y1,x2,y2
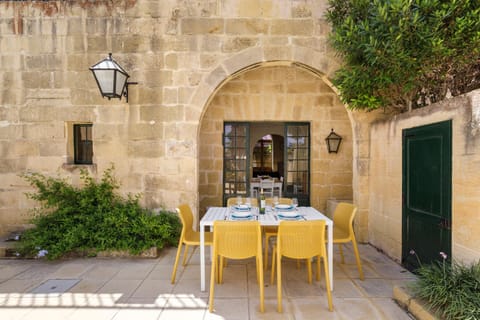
[{"x1": 393, "y1": 285, "x2": 440, "y2": 320}]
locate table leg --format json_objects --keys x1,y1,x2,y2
[
  {"x1": 328, "y1": 223, "x2": 333, "y2": 291},
  {"x1": 200, "y1": 224, "x2": 205, "y2": 292}
]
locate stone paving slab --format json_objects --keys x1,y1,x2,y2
[{"x1": 0, "y1": 244, "x2": 415, "y2": 319}]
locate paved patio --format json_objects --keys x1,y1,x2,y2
[{"x1": 0, "y1": 244, "x2": 416, "y2": 319}]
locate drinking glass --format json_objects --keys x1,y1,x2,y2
[
  {"x1": 273, "y1": 196, "x2": 279, "y2": 207},
  {"x1": 236, "y1": 196, "x2": 242, "y2": 205},
  {"x1": 245, "y1": 197, "x2": 252, "y2": 207},
  {"x1": 292, "y1": 198, "x2": 298, "y2": 209}
]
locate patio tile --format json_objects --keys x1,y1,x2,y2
[
  {"x1": 96, "y1": 279, "x2": 142, "y2": 303},
  {"x1": 334, "y1": 297, "x2": 385, "y2": 319},
  {"x1": 330, "y1": 279, "x2": 364, "y2": 298},
  {"x1": 68, "y1": 308, "x2": 120, "y2": 320},
  {"x1": 69, "y1": 279, "x2": 108, "y2": 293},
  {"x1": 146, "y1": 264, "x2": 174, "y2": 280},
  {"x1": 205, "y1": 297, "x2": 250, "y2": 319},
  {"x1": 130, "y1": 279, "x2": 172, "y2": 299},
  {"x1": 0, "y1": 279, "x2": 42, "y2": 293},
  {"x1": 289, "y1": 296, "x2": 341, "y2": 320},
  {"x1": 354, "y1": 278, "x2": 395, "y2": 298},
  {"x1": 371, "y1": 297, "x2": 414, "y2": 320},
  {"x1": 112, "y1": 308, "x2": 162, "y2": 320}
]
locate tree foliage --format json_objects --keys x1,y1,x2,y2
[{"x1": 326, "y1": 0, "x2": 480, "y2": 112}]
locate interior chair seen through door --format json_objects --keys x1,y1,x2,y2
[
  {"x1": 332, "y1": 202, "x2": 364, "y2": 280},
  {"x1": 171, "y1": 204, "x2": 213, "y2": 284}
]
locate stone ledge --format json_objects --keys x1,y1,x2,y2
[{"x1": 393, "y1": 285, "x2": 439, "y2": 320}]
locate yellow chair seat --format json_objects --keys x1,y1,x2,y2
[
  {"x1": 270, "y1": 220, "x2": 333, "y2": 313},
  {"x1": 209, "y1": 220, "x2": 264, "y2": 313},
  {"x1": 332, "y1": 202, "x2": 364, "y2": 280}
]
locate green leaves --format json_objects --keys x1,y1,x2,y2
[
  {"x1": 18, "y1": 166, "x2": 181, "y2": 259},
  {"x1": 412, "y1": 259, "x2": 480, "y2": 319},
  {"x1": 326, "y1": 0, "x2": 480, "y2": 111}
]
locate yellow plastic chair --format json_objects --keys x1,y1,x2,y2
[
  {"x1": 171, "y1": 204, "x2": 213, "y2": 284},
  {"x1": 270, "y1": 220, "x2": 333, "y2": 313},
  {"x1": 332, "y1": 202, "x2": 364, "y2": 280},
  {"x1": 263, "y1": 198, "x2": 292, "y2": 269},
  {"x1": 208, "y1": 220, "x2": 264, "y2": 313},
  {"x1": 226, "y1": 197, "x2": 258, "y2": 207}
]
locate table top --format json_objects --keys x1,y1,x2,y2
[{"x1": 201, "y1": 206, "x2": 332, "y2": 227}]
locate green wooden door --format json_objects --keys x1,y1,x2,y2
[{"x1": 402, "y1": 120, "x2": 452, "y2": 271}]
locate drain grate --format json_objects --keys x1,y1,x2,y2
[{"x1": 31, "y1": 279, "x2": 80, "y2": 294}]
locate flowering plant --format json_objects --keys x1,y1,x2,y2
[{"x1": 409, "y1": 250, "x2": 480, "y2": 320}]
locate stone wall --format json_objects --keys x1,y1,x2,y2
[
  {"x1": 368, "y1": 89, "x2": 480, "y2": 264},
  {"x1": 0, "y1": 0, "x2": 353, "y2": 235},
  {"x1": 199, "y1": 65, "x2": 353, "y2": 218}
]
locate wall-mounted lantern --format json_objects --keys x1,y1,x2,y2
[
  {"x1": 325, "y1": 128, "x2": 342, "y2": 153},
  {"x1": 89, "y1": 53, "x2": 137, "y2": 103}
]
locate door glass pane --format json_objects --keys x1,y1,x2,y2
[
  {"x1": 285, "y1": 123, "x2": 310, "y2": 205},
  {"x1": 223, "y1": 123, "x2": 249, "y2": 203}
]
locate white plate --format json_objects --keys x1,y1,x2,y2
[
  {"x1": 232, "y1": 211, "x2": 252, "y2": 218},
  {"x1": 275, "y1": 204, "x2": 293, "y2": 210},
  {"x1": 233, "y1": 205, "x2": 251, "y2": 211},
  {"x1": 277, "y1": 211, "x2": 299, "y2": 218}
]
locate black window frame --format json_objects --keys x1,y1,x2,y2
[{"x1": 73, "y1": 124, "x2": 93, "y2": 165}]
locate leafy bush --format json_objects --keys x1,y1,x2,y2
[
  {"x1": 411, "y1": 253, "x2": 480, "y2": 320},
  {"x1": 18, "y1": 166, "x2": 181, "y2": 260},
  {"x1": 326, "y1": 0, "x2": 480, "y2": 112}
]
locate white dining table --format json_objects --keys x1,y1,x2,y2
[{"x1": 199, "y1": 206, "x2": 334, "y2": 291}]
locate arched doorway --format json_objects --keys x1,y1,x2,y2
[{"x1": 198, "y1": 63, "x2": 353, "y2": 218}]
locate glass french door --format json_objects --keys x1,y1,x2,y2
[
  {"x1": 223, "y1": 122, "x2": 310, "y2": 206},
  {"x1": 284, "y1": 123, "x2": 310, "y2": 206},
  {"x1": 223, "y1": 123, "x2": 249, "y2": 205}
]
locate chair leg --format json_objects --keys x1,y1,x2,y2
[
  {"x1": 170, "y1": 240, "x2": 183, "y2": 284},
  {"x1": 351, "y1": 237, "x2": 365, "y2": 280},
  {"x1": 306, "y1": 259, "x2": 312, "y2": 284},
  {"x1": 264, "y1": 234, "x2": 269, "y2": 270},
  {"x1": 322, "y1": 255, "x2": 333, "y2": 311},
  {"x1": 315, "y1": 255, "x2": 321, "y2": 281},
  {"x1": 338, "y1": 243, "x2": 345, "y2": 263},
  {"x1": 257, "y1": 255, "x2": 265, "y2": 312},
  {"x1": 182, "y1": 244, "x2": 190, "y2": 266},
  {"x1": 276, "y1": 251, "x2": 283, "y2": 313},
  {"x1": 270, "y1": 246, "x2": 276, "y2": 285},
  {"x1": 208, "y1": 252, "x2": 217, "y2": 312},
  {"x1": 219, "y1": 255, "x2": 224, "y2": 284}
]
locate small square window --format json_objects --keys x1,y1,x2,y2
[{"x1": 74, "y1": 124, "x2": 93, "y2": 164}]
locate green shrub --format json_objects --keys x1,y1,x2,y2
[
  {"x1": 411, "y1": 253, "x2": 480, "y2": 320},
  {"x1": 326, "y1": 0, "x2": 480, "y2": 111},
  {"x1": 18, "y1": 166, "x2": 181, "y2": 260}
]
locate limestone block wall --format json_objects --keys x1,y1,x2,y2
[
  {"x1": 0, "y1": 0, "x2": 355, "y2": 236},
  {"x1": 199, "y1": 65, "x2": 353, "y2": 217},
  {"x1": 368, "y1": 89, "x2": 480, "y2": 264}
]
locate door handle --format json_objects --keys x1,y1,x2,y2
[{"x1": 438, "y1": 218, "x2": 451, "y2": 230}]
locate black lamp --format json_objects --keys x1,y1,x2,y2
[
  {"x1": 90, "y1": 53, "x2": 137, "y2": 102},
  {"x1": 325, "y1": 128, "x2": 342, "y2": 153}
]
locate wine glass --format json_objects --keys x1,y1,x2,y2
[
  {"x1": 292, "y1": 198, "x2": 298, "y2": 209},
  {"x1": 273, "y1": 196, "x2": 279, "y2": 208},
  {"x1": 245, "y1": 197, "x2": 252, "y2": 207},
  {"x1": 236, "y1": 196, "x2": 242, "y2": 206}
]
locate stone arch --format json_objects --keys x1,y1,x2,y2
[{"x1": 192, "y1": 46, "x2": 366, "y2": 239}]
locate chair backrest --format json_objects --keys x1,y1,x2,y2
[
  {"x1": 265, "y1": 197, "x2": 292, "y2": 206},
  {"x1": 176, "y1": 204, "x2": 194, "y2": 233},
  {"x1": 277, "y1": 220, "x2": 326, "y2": 259},
  {"x1": 261, "y1": 179, "x2": 275, "y2": 197},
  {"x1": 333, "y1": 202, "x2": 357, "y2": 235},
  {"x1": 212, "y1": 221, "x2": 262, "y2": 260}
]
